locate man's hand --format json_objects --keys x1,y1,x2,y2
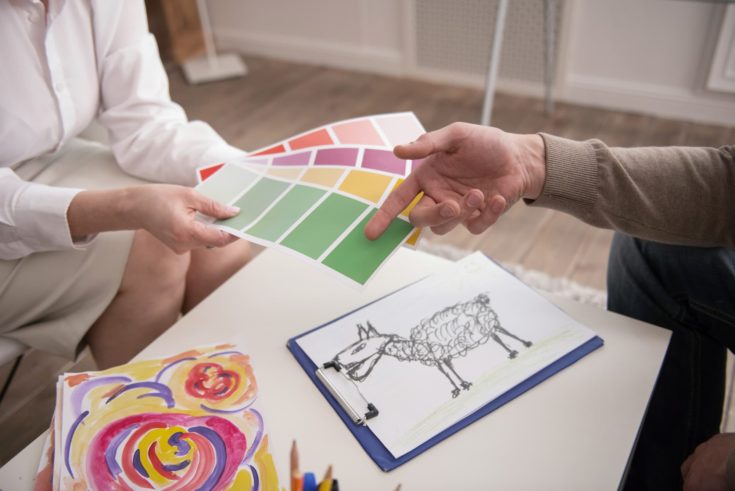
[
  {"x1": 364, "y1": 122, "x2": 546, "y2": 240},
  {"x1": 681, "y1": 433, "x2": 735, "y2": 491},
  {"x1": 68, "y1": 184, "x2": 240, "y2": 253}
]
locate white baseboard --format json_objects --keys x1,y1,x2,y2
[
  {"x1": 214, "y1": 28, "x2": 405, "y2": 77},
  {"x1": 404, "y1": 66, "x2": 548, "y2": 100},
  {"x1": 561, "y1": 74, "x2": 735, "y2": 126},
  {"x1": 214, "y1": 28, "x2": 735, "y2": 126}
]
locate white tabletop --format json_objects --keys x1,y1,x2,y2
[{"x1": 0, "y1": 247, "x2": 670, "y2": 491}]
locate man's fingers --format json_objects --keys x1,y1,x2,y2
[
  {"x1": 681, "y1": 453, "x2": 693, "y2": 480},
  {"x1": 393, "y1": 123, "x2": 467, "y2": 160},
  {"x1": 365, "y1": 176, "x2": 421, "y2": 240},
  {"x1": 465, "y1": 194, "x2": 506, "y2": 235},
  {"x1": 408, "y1": 196, "x2": 459, "y2": 228}
]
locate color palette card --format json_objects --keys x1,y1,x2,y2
[
  {"x1": 195, "y1": 112, "x2": 430, "y2": 286},
  {"x1": 195, "y1": 146, "x2": 423, "y2": 286},
  {"x1": 197, "y1": 112, "x2": 425, "y2": 182}
]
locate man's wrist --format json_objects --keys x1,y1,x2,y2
[{"x1": 516, "y1": 133, "x2": 546, "y2": 200}]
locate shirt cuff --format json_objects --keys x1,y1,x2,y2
[
  {"x1": 13, "y1": 182, "x2": 91, "y2": 251},
  {"x1": 524, "y1": 133, "x2": 599, "y2": 218}
]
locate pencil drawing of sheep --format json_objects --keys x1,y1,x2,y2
[{"x1": 332, "y1": 293, "x2": 533, "y2": 398}]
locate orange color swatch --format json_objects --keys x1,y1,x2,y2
[{"x1": 289, "y1": 129, "x2": 333, "y2": 150}]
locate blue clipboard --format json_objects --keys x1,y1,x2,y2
[{"x1": 286, "y1": 282, "x2": 604, "y2": 472}]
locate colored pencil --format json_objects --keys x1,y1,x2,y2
[
  {"x1": 317, "y1": 465, "x2": 333, "y2": 491},
  {"x1": 291, "y1": 440, "x2": 303, "y2": 491}
]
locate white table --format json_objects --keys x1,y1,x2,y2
[{"x1": 0, "y1": 247, "x2": 670, "y2": 490}]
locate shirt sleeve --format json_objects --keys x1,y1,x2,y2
[
  {"x1": 526, "y1": 133, "x2": 735, "y2": 247},
  {"x1": 91, "y1": 0, "x2": 246, "y2": 187},
  {"x1": 0, "y1": 168, "x2": 92, "y2": 260}
]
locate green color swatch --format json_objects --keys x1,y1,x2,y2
[
  {"x1": 246, "y1": 185, "x2": 326, "y2": 241},
  {"x1": 216, "y1": 178, "x2": 290, "y2": 231},
  {"x1": 196, "y1": 165, "x2": 258, "y2": 204},
  {"x1": 323, "y1": 209, "x2": 414, "y2": 284},
  {"x1": 281, "y1": 194, "x2": 368, "y2": 259}
]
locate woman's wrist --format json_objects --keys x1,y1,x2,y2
[{"x1": 67, "y1": 187, "x2": 142, "y2": 238}]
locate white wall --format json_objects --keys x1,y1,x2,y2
[
  {"x1": 208, "y1": 0, "x2": 735, "y2": 125},
  {"x1": 210, "y1": 0, "x2": 405, "y2": 76},
  {"x1": 560, "y1": 0, "x2": 735, "y2": 125}
]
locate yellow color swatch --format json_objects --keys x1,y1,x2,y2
[
  {"x1": 339, "y1": 170, "x2": 394, "y2": 203},
  {"x1": 301, "y1": 168, "x2": 345, "y2": 188},
  {"x1": 405, "y1": 228, "x2": 422, "y2": 246},
  {"x1": 392, "y1": 178, "x2": 424, "y2": 217},
  {"x1": 267, "y1": 167, "x2": 304, "y2": 180}
]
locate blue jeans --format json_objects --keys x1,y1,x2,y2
[{"x1": 607, "y1": 234, "x2": 735, "y2": 490}]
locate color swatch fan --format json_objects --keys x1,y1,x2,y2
[{"x1": 196, "y1": 113, "x2": 427, "y2": 286}]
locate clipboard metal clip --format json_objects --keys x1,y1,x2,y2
[{"x1": 316, "y1": 360, "x2": 379, "y2": 426}]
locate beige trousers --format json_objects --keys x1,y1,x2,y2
[{"x1": 0, "y1": 139, "x2": 150, "y2": 359}]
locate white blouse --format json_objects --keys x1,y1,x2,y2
[{"x1": 0, "y1": 0, "x2": 246, "y2": 259}]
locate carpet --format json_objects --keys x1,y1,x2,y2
[{"x1": 416, "y1": 241, "x2": 607, "y2": 309}]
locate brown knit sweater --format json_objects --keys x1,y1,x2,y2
[{"x1": 530, "y1": 134, "x2": 735, "y2": 248}]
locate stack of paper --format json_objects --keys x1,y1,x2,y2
[
  {"x1": 195, "y1": 113, "x2": 427, "y2": 286},
  {"x1": 34, "y1": 345, "x2": 281, "y2": 491}
]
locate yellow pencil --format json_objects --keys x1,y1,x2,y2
[{"x1": 317, "y1": 465, "x2": 333, "y2": 491}]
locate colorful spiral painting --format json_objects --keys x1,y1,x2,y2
[{"x1": 42, "y1": 345, "x2": 280, "y2": 490}]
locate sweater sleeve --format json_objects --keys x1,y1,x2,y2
[{"x1": 527, "y1": 133, "x2": 735, "y2": 248}]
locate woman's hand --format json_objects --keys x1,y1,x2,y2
[
  {"x1": 68, "y1": 184, "x2": 240, "y2": 253},
  {"x1": 364, "y1": 122, "x2": 546, "y2": 239}
]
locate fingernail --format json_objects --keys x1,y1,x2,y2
[
  {"x1": 440, "y1": 205, "x2": 456, "y2": 218},
  {"x1": 227, "y1": 205, "x2": 240, "y2": 213},
  {"x1": 467, "y1": 194, "x2": 482, "y2": 208}
]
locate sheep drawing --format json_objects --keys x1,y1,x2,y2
[{"x1": 332, "y1": 293, "x2": 533, "y2": 398}]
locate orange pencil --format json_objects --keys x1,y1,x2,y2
[{"x1": 291, "y1": 440, "x2": 303, "y2": 491}]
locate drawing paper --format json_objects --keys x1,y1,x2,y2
[
  {"x1": 51, "y1": 345, "x2": 281, "y2": 491},
  {"x1": 295, "y1": 253, "x2": 602, "y2": 458}
]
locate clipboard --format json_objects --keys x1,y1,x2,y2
[
  {"x1": 287, "y1": 253, "x2": 604, "y2": 472},
  {"x1": 287, "y1": 281, "x2": 604, "y2": 472}
]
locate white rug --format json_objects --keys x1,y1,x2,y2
[{"x1": 416, "y1": 241, "x2": 608, "y2": 310}]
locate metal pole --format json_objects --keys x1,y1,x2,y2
[
  {"x1": 544, "y1": 0, "x2": 558, "y2": 115},
  {"x1": 481, "y1": 0, "x2": 509, "y2": 126},
  {"x1": 196, "y1": 0, "x2": 219, "y2": 69}
]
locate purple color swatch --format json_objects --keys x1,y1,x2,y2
[
  {"x1": 361, "y1": 149, "x2": 406, "y2": 175},
  {"x1": 273, "y1": 151, "x2": 311, "y2": 166},
  {"x1": 314, "y1": 147, "x2": 359, "y2": 167}
]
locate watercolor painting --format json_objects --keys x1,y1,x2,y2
[
  {"x1": 332, "y1": 294, "x2": 534, "y2": 398},
  {"x1": 38, "y1": 345, "x2": 280, "y2": 491}
]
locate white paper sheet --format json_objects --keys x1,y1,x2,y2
[{"x1": 296, "y1": 252, "x2": 600, "y2": 457}]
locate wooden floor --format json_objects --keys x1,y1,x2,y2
[{"x1": 0, "y1": 55, "x2": 732, "y2": 466}]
